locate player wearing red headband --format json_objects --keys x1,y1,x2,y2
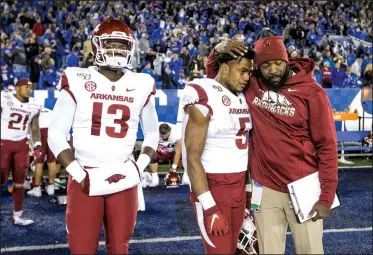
[
  {"x1": 206, "y1": 29, "x2": 338, "y2": 254},
  {"x1": 1, "y1": 78, "x2": 42, "y2": 225}
]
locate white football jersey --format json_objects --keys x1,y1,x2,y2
[
  {"x1": 180, "y1": 78, "x2": 252, "y2": 174},
  {"x1": 39, "y1": 107, "x2": 52, "y2": 129},
  {"x1": 61, "y1": 66, "x2": 155, "y2": 166},
  {"x1": 158, "y1": 122, "x2": 181, "y2": 153},
  {"x1": 1, "y1": 91, "x2": 42, "y2": 141}
]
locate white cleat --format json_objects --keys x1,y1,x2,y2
[
  {"x1": 13, "y1": 211, "x2": 34, "y2": 226},
  {"x1": 46, "y1": 184, "x2": 55, "y2": 196},
  {"x1": 148, "y1": 173, "x2": 159, "y2": 187},
  {"x1": 27, "y1": 186, "x2": 42, "y2": 197},
  {"x1": 141, "y1": 172, "x2": 152, "y2": 188}
]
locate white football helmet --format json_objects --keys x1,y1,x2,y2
[{"x1": 237, "y1": 209, "x2": 258, "y2": 254}]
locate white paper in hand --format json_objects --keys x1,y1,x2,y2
[{"x1": 287, "y1": 172, "x2": 340, "y2": 223}]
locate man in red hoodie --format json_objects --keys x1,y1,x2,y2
[{"x1": 206, "y1": 29, "x2": 338, "y2": 254}]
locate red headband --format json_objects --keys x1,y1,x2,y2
[
  {"x1": 254, "y1": 36, "x2": 288, "y2": 67},
  {"x1": 16, "y1": 78, "x2": 32, "y2": 87}
]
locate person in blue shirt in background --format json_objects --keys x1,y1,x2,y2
[
  {"x1": 0, "y1": 60, "x2": 15, "y2": 90},
  {"x1": 44, "y1": 65, "x2": 59, "y2": 89},
  {"x1": 331, "y1": 62, "x2": 346, "y2": 88},
  {"x1": 141, "y1": 61, "x2": 157, "y2": 80},
  {"x1": 343, "y1": 67, "x2": 363, "y2": 88},
  {"x1": 66, "y1": 47, "x2": 80, "y2": 67}
]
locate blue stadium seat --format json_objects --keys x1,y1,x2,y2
[
  {"x1": 337, "y1": 131, "x2": 370, "y2": 142},
  {"x1": 337, "y1": 131, "x2": 371, "y2": 152}
]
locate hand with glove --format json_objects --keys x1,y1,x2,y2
[{"x1": 198, "y1": 191, "x2": 229, "y2": 236}]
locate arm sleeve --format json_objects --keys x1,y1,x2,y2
[
  {"x1": 206, "y1": 48, "x2": 219, "y2": 79},
  {"x1": 140, "y1": 95, "x2": 159, "y2": 151},
  {"x1": 48, "y1": 89, "x2": 76, "y2": 158},
  {"x1": 181, "y1": 83, "x2": 213, "y2": 116},
  {"x1": 309, "y1": 89, "x2": 338, "y2": 207}
]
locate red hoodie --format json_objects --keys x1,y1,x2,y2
[{"x1": 206, "y1": 50, "x2": 338, "y2": 207}]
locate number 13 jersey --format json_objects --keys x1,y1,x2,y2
[
  {"x1": 180, "y1": 78, "x2": 252, "y2": 174},
  {"x1": 60, "y1": 66, "x2": 156, "y2": 166}
]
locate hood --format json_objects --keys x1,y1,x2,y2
[{"x1": 286, "y1": 58, "x2": 316, "y2": 86}]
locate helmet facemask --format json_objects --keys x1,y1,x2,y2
[{"x1": 92, "y1": 32, "x2": 135, "y2": 69}]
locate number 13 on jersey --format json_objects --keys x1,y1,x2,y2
[
  {"x1": 236, "y1": 117, "x2": 251, "y2": 149},
  {"x1": 91, "y1": 102, "x2": 131, "y2": 138}
]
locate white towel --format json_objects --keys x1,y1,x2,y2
[
  {"x1": 86, "y1": 160, "x2": 140, "y2": 196},
  {"x1": 137, "y1": 183, "x2": 145, "y2": 211}
]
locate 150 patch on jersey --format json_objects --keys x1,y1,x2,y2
[{"x1": 77, "y1": 73, "x2": 91, "y2": 80}]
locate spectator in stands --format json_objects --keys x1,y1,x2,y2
[
  {"x1": 331, "y1": 62, "x2": 346, "y2": 88},
  {"x1": 343, "y1": 67, "x2": 362, "y2": 88},
  {"x1": 29, "y1": 55, "x2": 42, "y2": 90},
  {"x1": 173, "y1": 70, "x2": 187, "y2": 89},
  {"x1": 32, "y1": 16, "x2": 45, "y2": 37},
  {"x1": 0, "y1": 60, "x2": 15, "y2": 89},
  {"x1": 161, "y1": 66, "x2": 177, "y2": 89},
  {"x1": 169, "y1": 53, "x2": 183, "y2": 75},
  {"x1": 323, "y1": 49, "x2": 334, "y2": 69},
  {"x1": 141, "y1": 61, "x2": 157, "y2": 80},
  {"x1": 180, "y1": 46, "x2": 191, "y2": 74},
  {"x1": 66, "y1": 47, "x2": 80, "y2": 67},
  {"x1": 351, "y1": 57, "x2": 363, "y2": 77},
  {"x1": 44, "y1": 65, "x2": 59, "y2": 90},
  {"x1": 40, "y1": 48, "x2": 55, "y2": 73},
  {"x1": 12, "y1": 40, "x2": 27, "y2": 79},
  {"x1": 313, "y1": 64, "x2": 323, "y2": 86},
  {"x1": 321, "y1": 62, "x2": 332, "y2": 88},
  {"x1": 363, "y1": 64, "x2": 373, "y2": 87},
  {"x1": 24, "y1": 34, "x2": 40, "y2": 64}
]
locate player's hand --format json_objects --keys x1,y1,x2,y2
[
  {"x1": 246, "y1": 191, "x2": 252, "y2": 209},
  {"x1": 79, "y1": 173, "x2": 90, "y2": 195},
  {"x1": 309, "y1": 202, "x2": 331, "y2": 221},
  {"x1": 203, "y1": 205, "x2": 229, "y2": 236},
  {"x1": 33, "y1": 145, "x2": 42, "y2": 160},
  {"x1": 214, "y1": 39, "x2": 248, "y2": 58}
]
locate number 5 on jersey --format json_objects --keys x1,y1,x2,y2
[
  {"x1": 91, "y1": 102, "x2": 130, "y2": 138},
  {"x1": 236, "y1": 117, "x2": 250, "y2": 149}
]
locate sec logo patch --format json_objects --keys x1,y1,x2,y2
[
  {"x1": 222, "y1": 95, "x2": 231, "y2": 106},
  {"x1": 85, "y1": 81, "x2": 97, "y2": 92}
]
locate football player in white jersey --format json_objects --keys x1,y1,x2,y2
[
  {"x1": 146, "y1": 122, "x2": 182, "y2": 187},
  {"x1": 1, "y1": 78, "x2": 42, "y2": 226},
  {"x1": 180, "y1": 50, "x2": 254, "y2": 254},
  {"x1": 48, "y1": 18, "x2": 159, "y2": 254},
  {"x1": 27, "y1": 107, "x2": 57, "y2": 197}
]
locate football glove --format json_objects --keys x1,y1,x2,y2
[{"x1": 203, "y1": 205, "x2": 229, "y2": 236}]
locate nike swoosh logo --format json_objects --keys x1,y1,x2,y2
[
  {"x1": 288, "y1": 88, "x2": 297, "y2": 92},
  {"x1": 126, "y1": 88, "x2": 136, "y2": 92},
  {"x1": 210, "y1": 214, "x2": 219, "y2": 232}
]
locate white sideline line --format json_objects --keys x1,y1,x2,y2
[{"x1": 1, "y1": 227, "x2": 371, "y2": 252}]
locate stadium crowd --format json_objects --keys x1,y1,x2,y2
[{"x1": 1, "y1": 0, "x2": 372, "y2": 90}]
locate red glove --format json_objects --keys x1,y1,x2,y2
[
  {"x1": 33, "y1": 145, "x2": 43, "y2": 161},
  {"x1": 246, "y1": 191, "x2": 252, "y2": 209},
  {"x1": 203, "y1": 205, "x2": 229, "y2": 236}
]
